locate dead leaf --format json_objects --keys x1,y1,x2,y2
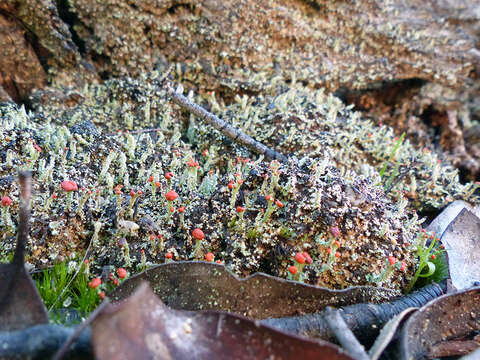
[
  {"x1": 426, "y1": 200, "x2": 480, "y2": 239},
  {"x1": 368, "y1": 307, "x2": 417, "y2": 360},
  {"x1": 92, "y1": 282, "x2": 354, "y2": 360},
  {"x1": 399, "y1": 287, "x2": 480, "y2": 360},
  {"x1": 428, "y1": 339, "x2": 479, "y2": 358},
  {"x1": 110, "y1": 261, "x2": 397, "y2": 319},
  {"x1": 0, "y1": 171, "x2": 47, "y2": 331},
  {"x1": 440, "y1": 209, "x2": 480, "y2": 289}
]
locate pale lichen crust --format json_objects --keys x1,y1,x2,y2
[{"x1": 1, "y1": 72, "x2": 478, "y2": 291}]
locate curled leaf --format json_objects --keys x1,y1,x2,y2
[
  {"x1": 0, "y1": 171, "x2": 47, "y2": 331},
  {"x1": 110, "y1": 261, "x2": 397, "y2": 319},
  {"x1": 399, "y1": 287, "x2": 480, "y2": 360},
  {"x1": 440, "y1": 209, "x2": 480, "y2": 289},
  {"x1": 418, "y1": 262, "x2": 436, "y2": 278},
  {"x1": 92, "y1": 282, "x2": 354, "y2": 360},
  {"x1": 426, "y1": 200, "x2": 480, "y2": 239}
]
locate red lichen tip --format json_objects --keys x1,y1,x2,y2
[
  {"x1": 1, "y1": 196, "x2": 13, "y2": 207},
  {"x1": 236, "y1": 206, "x2": 245, "y2": 213},
  {"x1": 400, "y1": 261, "x2": 406, "y2": 272},
  {"x1": 149, "y1": 234, "x2": 155, "y2": 241},
  {"x1": 330, "y1": 226, "x2": 341, "y2": 238},
  {"x1": 117, "y1": 268, "x2": 127, "y2": 279},
  {"x1": 61, "y1": 180, "x2": 78, "y2": 192},
  {"x1": 155, "y1": 181, "x2": 161, "y2": 187},
  {"x1": 88, "y1": 277, "x2": 102, "y2": 289},
  {"x1": 431, "y1": 254, "x2": 436, "y2": 260},
  {"x1": 227, "y1": 181, "x2": 235, "y2": 190},
  {"x1": 265, "y1": 195, "x2": 274, "y2": 202},
  {"x1": 334, "y1": 240, "x2": 341, "y2": 248},
  {"x1": 130, "y1": 190, "x2": 135, "y2": 197},
  {"x1": 276, "y1": 200, "x2": 284, "y2": 208},
  {"x1": 192, "y1": 228, "x2": 205, "y2": 240},
  {"x1": 388, "y1": 256, "x2": 396, "y2": 266},
  {"x1": 178, "y1": 206, "x2": 185, "y2": 213},
  {"x1": 166, "y1": 252, "x2": 173, "y2": 259},
  {"x1": 165, "y1": 172, "x2": 174, "y2": 180},
  {"x1": 99, "y1": 291, "x2": 106, "y2": 300},
  {"x1": 335, "y1": 251, "x2": 341, "y2": 259},
  {"x1": 187, "y1": 159, "x2": 199, "y2": 167},
  {"x1": 288, "y1": 265, "x2": 298, "y2": 275},
  {"x1": 294, "y1": 253, "x2": 306, "y2": 264},
  {"x1": 148, "y1": 175, "x2": 154, "y2": 183},
  {"x1": 165, "y1": 190, "x2": 178, "y2": 201},
  {"x1": 302, "y1": 252, "x2": 313, "y2": 264},
  {"x1": 205, "y1": 252, "x2": 214, "y2": 262}
]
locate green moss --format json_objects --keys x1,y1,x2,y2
[{"x1": 33, "y1": 260, "x2": 100, "y2": 323}]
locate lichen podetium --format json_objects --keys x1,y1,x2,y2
[{"x1": 0, "y1": 72, "x2": 478, "y2": 292}]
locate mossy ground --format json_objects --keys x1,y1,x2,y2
[{"x1": 1, "y1": 72, "x2": 478, "y2": 294}]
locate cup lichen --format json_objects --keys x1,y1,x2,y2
[{"x1": 1, "y1": 72, "x2": 478, "y2": 292}]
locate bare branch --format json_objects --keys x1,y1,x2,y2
[
  {"x1": 165, "y1": 83, "x2": 289, "y2": 163},
  {"x1": 13, "y1": 171, "x2": 31, "y2": 266},
  {"x1": 324, "y1": 307, "x2": 370, "y2": 360}
]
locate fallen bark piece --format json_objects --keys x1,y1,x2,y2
[
  {"x1": 92, "y1": 282, "x2": 353, "y2": 360},
  {"x1": 110, "y1": 261, "x2": 397, "y2": 319}
]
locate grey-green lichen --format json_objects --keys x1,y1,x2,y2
[
  {"x1": 195, "y1": 77, "x2": 480, "y2": 211},
  {"x1": 0, "y1": 71, "x2": 478, "y2": 292}
]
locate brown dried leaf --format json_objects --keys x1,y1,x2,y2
[
  {"x1": 440, "y1": 208, "x2": 480, "y2": 290},
  {"x1": 92, "y1": 282, "x2": 354, "y2": 360},
  {"x1": 399, "y1": 287, "x2": 480, "y2": 360},
  {"x1": 426, "y1": 200, "x2": 480, "y2": 239},
  {"x1": 0, "y1": 171, "x2": 47, "y2": 331},
  {"x1": 0, "y1": 262, "x2": 48, "y2": 331},
  {"x1": 110, "y1": 262, "x2": 397, "y2": 319}
]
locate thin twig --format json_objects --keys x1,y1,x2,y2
[
  {"x1": 165, "y1": 83, "x2": 289, "y2": 163},
  {"x1": 52, "y1": 300, "x2": 109, "y2": 360},
  {"x1": 323, "y1": 307, "x2": 370, "y2": 360},
  {"x1": 106, "y1": 128, "x2": 163, "y2": 137},
  {"x1": 14, "y1": 171, "x2": 31, "y2": 266}
]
